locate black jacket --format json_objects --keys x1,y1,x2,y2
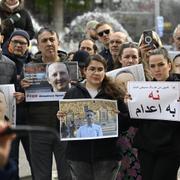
[
  {"x1": 0, "y1": 0, "x2": 34, "y2": 44},
  {"x1": 99, "y1": 48, "x2": 114, "y2": 72},
  {"x1": 133, "y1": 74, "x2": 180, "y2": 154},
  {"x1": 64, "y1": 83, "x2": 129, "y2": 162}
]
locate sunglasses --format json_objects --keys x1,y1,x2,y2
[{"x1": 97, "y1": 29, "x2": 110, "y2": 37}]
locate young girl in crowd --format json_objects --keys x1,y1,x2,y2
[{"x1": 57, "y1": 54, "x2": 130, "y2": 180}]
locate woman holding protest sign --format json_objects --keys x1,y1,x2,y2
[
  {"x1": 57, "y1": 54, "x2": 130, "y2": 180},
  {"x1": 131, "y1": 47, "x2": 180, "y2": 180}
]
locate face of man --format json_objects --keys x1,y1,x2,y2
[
  {"x1": 37, "y1": 31, "x2": 60, "y2": 62},
  {"x1": 109, "y1": 32, "x2": 127, "y2": 56},
  {"x1": 47, "y1": 63, "x2": 70, "y2": 92},
  {"x1": 9, "y1": 35, "x2": 28, "y2": 56},
  {"x1": 79, "y1": 40, "x2": 95, "y2": 55},
  {"x1": 96, "y1": 24, "x2": 113, "y2": 47},
  {"x1": 174, "y1": 28, "x2": 180, "y2": 51},
  {"x1": 85, "y1": 111, "x2": 95, "y2": 125}
]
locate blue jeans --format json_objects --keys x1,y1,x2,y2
[{"x1": 68, "y1": 160, "x2": 121, "y2": 180}]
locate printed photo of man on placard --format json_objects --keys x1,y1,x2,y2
[
  {"x1": 59, "y1": 99, "x2": 118, "y2": 141},
  {"x1": 24, "y1": 62, "x2": 78, "y2": 102}
]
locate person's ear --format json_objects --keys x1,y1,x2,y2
[
  {"x1": 168, "y1": 62, "x2": 172, "y2": 71},
  {"x1": 0, "y1": 35, "x2": 4, "y2": 43}
]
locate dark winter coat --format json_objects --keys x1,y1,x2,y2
[
  {"x1": 133, "y1": 74, "x2": 180, "y2": 154},
  {"x1": 0, "y1": 160, "x2": 17, "y2": 180},
  {"x1": 99, "y1": 48, "x2": 114, "y2": 72},
  {"x1": 0, "y1": 0, "x2": 34, "y2": 44},
  {"x1": 63, "y1": 83, "x2": 129, "y2": 162}
]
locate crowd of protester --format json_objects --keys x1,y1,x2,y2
[{"x1": 0, "y1": 0, "x2": 180, "y2": 180}]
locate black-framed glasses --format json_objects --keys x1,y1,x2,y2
[
  {"x1": 11, "y1": 40, "x2": 27, "y2": 46},
  {"x1": 97, "y1": 29, "x2": 110, "y2": 37}
]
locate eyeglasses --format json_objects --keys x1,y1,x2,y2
[
  {"x1": 97, "y1": 29, "x2": 110, "y2": 37},
  {"x1": 11, "y1": 40, "x2": 27, "y2": 46},
  {"x1": 87, "y1": 66, "x2": 104, "y2": 73}
]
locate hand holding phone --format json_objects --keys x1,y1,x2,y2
[{"x1": 143, "y1": 30, "x2": 154, "y2": 49}]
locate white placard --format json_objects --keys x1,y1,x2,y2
[
  {"x1": 127, "y1": 81, "x2": 180, "y2": 121},
  {"x1": 0, "y1": 84, "x2": 16, "y2": 125}
]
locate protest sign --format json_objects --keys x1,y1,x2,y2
[
  {"x1": 59, "y1": 99, "x2": 118, "y2": 141},
  {"x1": 24, "y1": 62, "x2": 78, "y2": 102},
  {"x1": 127, "y1": 81, "x2": 180, "y2": 121},
  {"x1": 0, "y1": 84, "x2": 16, "y2": 125}
]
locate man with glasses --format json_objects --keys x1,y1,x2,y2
[
  {"x1": 2, "y1": 29, "x2": 33, "y2": 180},
  {"x1": 95, "y1": 22, "x2": 114, "y2": 71}
]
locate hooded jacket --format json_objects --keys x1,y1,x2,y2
[
  {"x1": 0, "y1": 0, "x2": 35, "y2": 44},
  {"x1": 63, "y1": 82, "x2": 129, "y2": 162}
]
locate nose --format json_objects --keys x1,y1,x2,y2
[
  {"x1": 128, "y1": 57, "x2": 133, "y2": 63},
  {"x1": 56, "y1": 73, "x2": 61, "y2": 79},
  {"x1": 47, "y1": 39, "x2": 53, "y2": 45},
  {"x1": 154, "y1": 65, "x2": 160, "y2": 72}
]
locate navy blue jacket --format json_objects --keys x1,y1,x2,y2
[{"x1": 0, "y1": 160, "x2": 17, "y2": 180}]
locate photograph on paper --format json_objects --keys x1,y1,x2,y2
[
  {"x1": 59, "y1": 99, "x2": 119, "y2": 141},
  {"x1": 106, "y1": 64, "x2": 145, "y2": 83},
  {"x1": 0, "y1": 84, "x2": 16, "y2": 125},
  {"x1": 24, "y1": 62, "x2": 78, "y2": 102},
  {"x1": 127, "y1": 81, "x2": 180, "y2": 121}
]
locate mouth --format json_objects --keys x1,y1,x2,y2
[
  {"x1": 154, "y1": 74, "x2": 162, "y2": 78},
  {"x1": 46, "y1": 47, "x2": 55, "y2": 52},
  {"x1": 111, "y1": 48, "x2": 119, "y2": 52}
]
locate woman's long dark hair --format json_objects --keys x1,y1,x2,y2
[{"x1": 85, "y1": 54, "x2": 126, "y2": 99}]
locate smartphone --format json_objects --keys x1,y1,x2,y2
[
  {"x1": 143, "y1": 30, "x2": 154, "y2": 48},
  {"x1": 0, "y1": 125, "x2": 59, "y2": 137}
]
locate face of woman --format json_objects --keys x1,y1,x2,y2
[
  {"x1": 0, "y1": 92, "x2": 7, "y2": 119},
  {"x1": 85, "y1": 60, "x2": 105, "y2": 87},
  {"x1": 173, "y1": 56, "x2": 180, "y2": 74},
  {"x1": 119, "y1": 48, "x2": 139, "y2": 67},
  {"x1": 148, "y1": 54, "x2": 171, "y2": 81},
  {"x1": 5, "y1": 0, "x2": 18, "y2": 6}
]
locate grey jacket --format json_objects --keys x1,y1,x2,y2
[{"x1": 0, "y1": 54, "x2": 17, "y2": 85}]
